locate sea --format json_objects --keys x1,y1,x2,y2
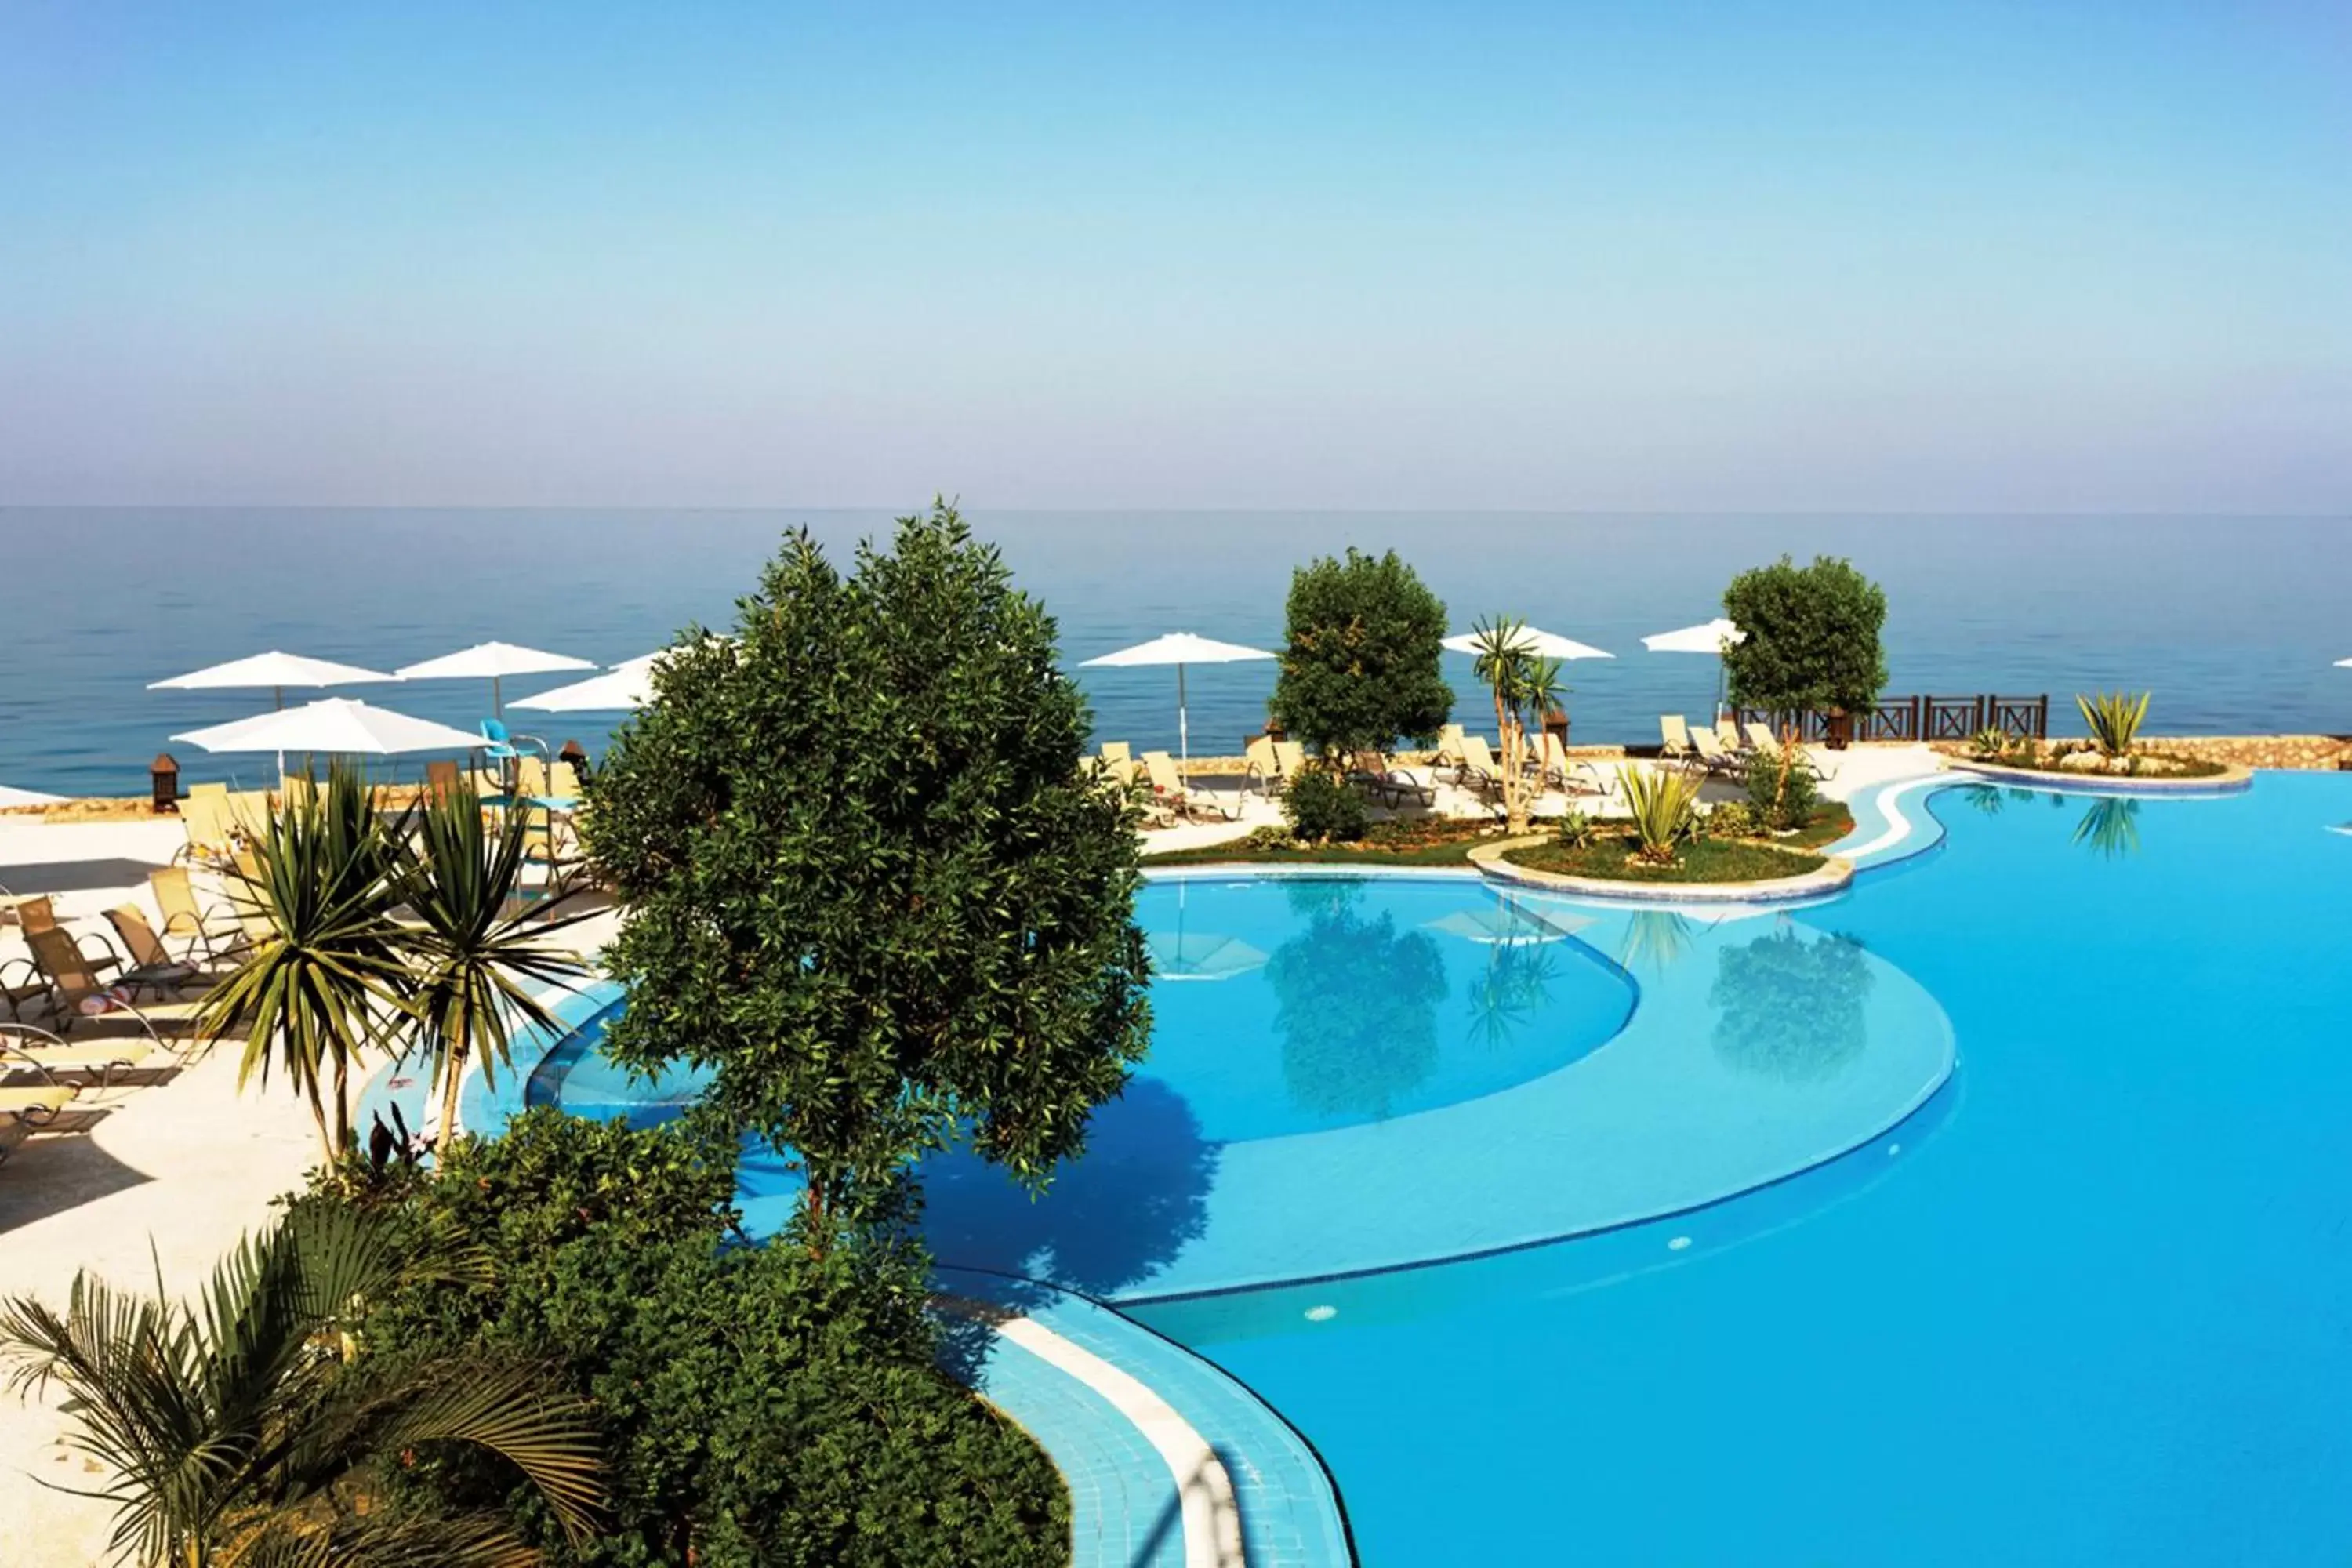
[{"x1": 1, "y1": 510, "x2": 2344, "y2": 799}]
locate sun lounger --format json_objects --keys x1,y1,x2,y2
[
  {"x1": 1349, "y1": 750, "x2": 1435, "y2": 808},
  {"x1": 1741, "y1": 721, "x2": 1835, "y2": 782},
  {"x1": 1687, "y1": 725, "x2": 1745, "y2": 777},
  {"x1": 2, "y1": 1024, "x2": 162, "y2": 1095},
  {"x1": 1541, "y1": 733, "x2": 1621, "y2": 800},
  {"x1": 1244, "y1": 736, "x2": 1284, "y2": 796},
  {"x1": 12, "y1": 927, "x2": 206, "y2": 1043},
  {"x1": 0, "y1": 1080, "x2": 80, "y2": 1167},
  {"x1": 1273, "y1": 740, "x2": 1306, "y2": 779},
  {"x1": 100, "y1": 906, "x2": 208, "y2": 996},
  {"x1": 1659, "y1": 715, "x2": 1695, "y2": 763},
  {"x1": 148, "y1": 867, "x2": 247, "y2": 963},
  {"x1": 1142, "y1": 751, "x2": 1239, "y2": 822},
  {"x1": 1432, "y1": 724, "x2": 1469, "y2": 782},
  {"x1": 1455, "y1": 735, "x2": 1508, "y2": 804}
]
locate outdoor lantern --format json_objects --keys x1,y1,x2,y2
[{"x1": 150, "y1": 753, "x2": 180, "y2": 814}]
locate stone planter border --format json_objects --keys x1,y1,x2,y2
[
  {"x1": 1468, "y1": 834, "x2": 1856, "y2": 905},
  {"x1": 1945, "y1": 756, "x2": 2254, "y2": 797}
]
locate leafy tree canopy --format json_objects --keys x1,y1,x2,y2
[
  {"x1": 1720, "y1": 554, "x2": 1889, "y2": 716},
  {"x1": 1269, "y1": 547, "x2": 1451, "y2": 757},
  {"x1": 583, "y1": 502, "x2": 1152, "y2": 1230}
]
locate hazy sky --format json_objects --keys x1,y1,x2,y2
[{"x1": 2, "y1": 2, "x2": 2344, "y2": 510}]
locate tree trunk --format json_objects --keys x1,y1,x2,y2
[
  {"x1": 437, "y1": 1040, "x2": 468, "y2": 1148},
  {"x1": 330, "y1": 1053, "x2": 350, "y2": 1157},
  {"x1": 302, "y1": 1073, "x2": 336, "y2": 1171},
  {"x1": 1503, "y1": 718, "x2": 1530, "y2": 836}
]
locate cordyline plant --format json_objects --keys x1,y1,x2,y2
[
  {"x1": 583, "y1": 501, "x2": 1152, "y2": 1242},
  {"x1": 198, "y1": 763, "x2": 595, "y2": 1170}
]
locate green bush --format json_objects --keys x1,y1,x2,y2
[
  {"x1": 1721, "y1": 555, "x2": 1888, "y2": 717},
  {"x1": 1270, "y1": 548, "x2": 1451, "y2": 757},
  {"x1": 1704, "y1": 800, "x2": 1760, "y2": 838},
  {"x1": 348, "y1": 1112, "x2": 1069, "y2": 1568},
  {"x1": 1554, "y1": 808, "x2": 1596, "y2": 848},
  {"x1": 1283, "y1": 768, "x2": 1369, "y2": 842},
  {"x1": 1743, "y1": 749, "x2": 1820, "y2": 830}
]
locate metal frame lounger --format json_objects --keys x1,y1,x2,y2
[
  {"x1": 1659, "y1": 715, "x2": 1696, "y2": 764},
  {"x1": 1142, "y1": 750, "x2": 1240, "y2": 822},
  {"x1": 0, "y1": 1077, "x2": 81, "y2": 1168},
  {"x1": 1349, "y1": 750, "x2": 1436, "y2": 809},
  {"x1": 13, "y1": 927, "x2": 208, "y2": 1046},
  {"x1": 148, "y1": 866, "x2": 249, "y2": 965},
  {"x1": 1686, "y1": 725, "x2": 1747, "y2": 778},
  {"x1": 1, "y1": 1022, "x2": 163, "y2": 1098}
]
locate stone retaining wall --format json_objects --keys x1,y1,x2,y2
[{"x1": 1929, "y1": 735, "x2": 2352, "y2": 771}]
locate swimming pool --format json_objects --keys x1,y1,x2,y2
[{"x1": 528, "y1": 775, "x2": 2352, "y2": 1564}]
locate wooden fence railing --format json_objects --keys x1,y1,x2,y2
[{"x1": 1733, "y1": 693, "x2": 2048, "y2": 743}]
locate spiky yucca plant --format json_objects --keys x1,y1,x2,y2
[
  {"x1": 2075, "y1": 690, "x2": 2151, "y2": 757},
  {"x1": 1621, "y1": 765, "x2": 1703, "y2": 864}
]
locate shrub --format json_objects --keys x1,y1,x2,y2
[
  {"x1": 1269, "y1": 549, "x2": 1451, "y2": 759},
  {"x1": 2076, "y1": 690, "x2": 2151, "y2": 756},
  {"x1": 1744, "y1": 748, "x2": 1820, "y2": 830},
  {"x1": 584, "y1": 503, "x2": 1152, "y2": 1232},
  {"x1": 1283, "y1": 767, "x2": 1369, "y2": 842},
  {"x1": 1554, "y1": 808, "x2": 1596, "y2": 848},
  {"x1": 1621, "y1": 766, "x2": 1702, "y2": 863},
  {"x1": 348, "y1": 1112, "x2": 1070, "y2": 1568},
  {"x1": 1704, "y1": 800, "x2": 1761, "y2": 838},
  {"x1": 1722, "y1": 555, "x2": 1888, "y2": 717}
]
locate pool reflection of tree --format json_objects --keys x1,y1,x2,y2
[
  {"x1": 2071, "y1": 796, "x2": 2143, "y2": 860},
  {"x1": 1461, "y1": 940, "x2": 1560, "y2": 1050},
  {"x1": 1266, "y1": 880, "x2": 1448, "y2": 1119},
  {"x1": 1617, "y1": 909, "x2": 1699, "y2": 976},
  {"x1": 1709, "y1": 924, "x2": 1876, "y2": 1084}
]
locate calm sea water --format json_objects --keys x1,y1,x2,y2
[{"x1": 1, "y1": 509, "x2": 2345, "y2": 797}]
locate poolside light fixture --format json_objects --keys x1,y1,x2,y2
[
  {"x1": 150, "y1": 650, "x2": 398, "y2": 710},
  {"x1": 1078, "y1": 632, "x2": 1276, "y2": 789},
  {"x1": 394, "y1": 640, "x2": 596, "y2": 717}
]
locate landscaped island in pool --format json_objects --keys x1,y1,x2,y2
[{"x1": 523, "y1": 773, "x2": 2352, "y2": 1566}]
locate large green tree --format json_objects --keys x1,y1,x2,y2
[
  {"x1": 583, "y1": 502, "x2": 1153, "y2": 1233},
  {"x1": 1269, "y1": 547, "x2": 1450, "y2": 760},
  {"x1": 1720, "y1": 554, "x2": 1889, "y2": 718}
]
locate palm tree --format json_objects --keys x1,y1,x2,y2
[
  {"x1": 1468, "y1": 616, "x2": 1548, "y2": 834},
  {"x1": 0, "y1": 1202, "x2": 603, "y2": 1566},
  {"x1": 197, "y1": 763, "x2": 412, "y2": 1168},
  {"x1": 397, "y1": 784, "x2": 595, "y2": 1145}
]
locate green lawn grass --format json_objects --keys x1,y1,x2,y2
[{"x1": 1504, "y1": 835, "x2": 1828, "y2": 884}]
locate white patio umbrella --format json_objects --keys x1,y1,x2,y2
[
  {"x1": 172, "y1": 697, "x2": 488, "y2": 758},
  {"x1": 1078, "y1": 632, "x2": 1276, "y2": 786},
  {"x1": 2334, "y1": 657, "x2": 2352, "y2": 668},
  {"x1": 1642, "y1": 618, "x2": 1747, "y2": 720},
  {"x1": 1441, "y1": 627, "x2": 1615, "y2": 661},
  {"x1": 150, "y1": 650, "x2": 397, "y2": 710},
  {"x1": 510, "y1": 653, "x2": 660, "y2": 714},
  {"x1": 394, "y1": 641, "x2": 595, "y2": 717}
]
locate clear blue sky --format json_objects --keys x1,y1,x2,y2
[{"x1": 2, "y1": 2, "x2": 2344, "y2": 510}]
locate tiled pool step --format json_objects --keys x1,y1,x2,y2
[{"x1": 938, "y1": 1266, "x2": 1355, "y2": 1568}]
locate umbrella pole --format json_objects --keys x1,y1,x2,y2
[{"x1": 1177, "y1": 662, "x2": 1189, "y2": 789}]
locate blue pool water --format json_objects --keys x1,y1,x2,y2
[{"x1": 528, "y1": 774, "x2": 2352, "y2": 1564}]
